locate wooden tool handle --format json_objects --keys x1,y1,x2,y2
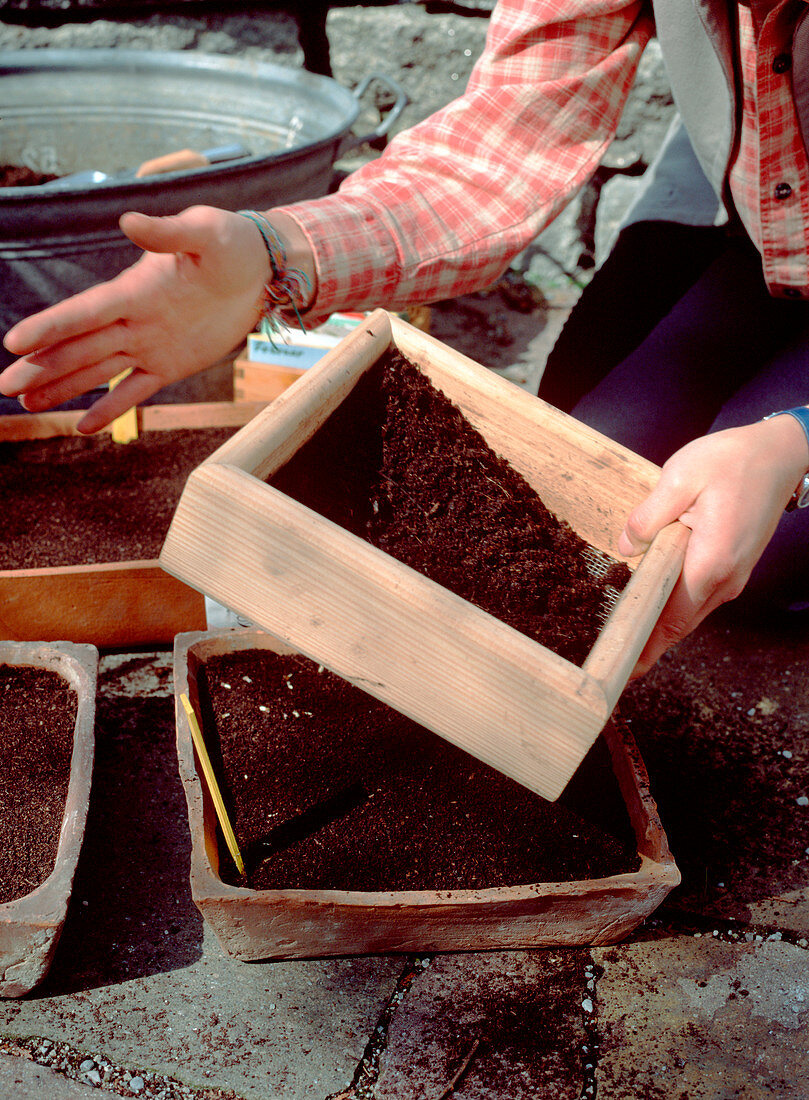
[{"x1": 135, "y1": 149, "x2": 210, "y2": 178}]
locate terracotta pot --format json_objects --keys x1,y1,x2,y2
[
  {"x1": 174, "y1": 629, "x2": 679, "y2": 962},
  {"x1": 0, "y1": 640, "x2": 97, "y2": 997}
]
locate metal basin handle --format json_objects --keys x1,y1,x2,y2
[{"x1": 340, "y1": 73, "x2": 409, "y2": 153}]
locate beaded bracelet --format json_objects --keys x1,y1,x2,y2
[{"x1": 237, "y1": 209, "x2": 312, "y2": 344}]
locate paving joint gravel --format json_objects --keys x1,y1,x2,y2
[{"x1": 324, "y1": 957, "x2": 428, "y2": 1100}]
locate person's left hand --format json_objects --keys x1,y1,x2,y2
[
  {"x1": 0, "y1": 206, "x2": 271, "y2": 433},
  {"x1": 618, "y1": 415, "x2": 809, "y2": 676}
]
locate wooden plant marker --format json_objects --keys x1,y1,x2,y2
[
  {"x1": 108, "y1": 368, "x2": 139, "y2": 444},
  {"x1": 161, "y1": 313, "x2": 687, "y2": 801},
  {"x1": 180, "y1": 693, "x2": 245, "y2": 877}
]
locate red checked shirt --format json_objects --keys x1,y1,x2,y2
[
  {"x1": 731, "y1": 0, "x2": 809, "y2": 298},
  {"x1": 278, "y1": 0, "x2": 809, "y2": 316}
]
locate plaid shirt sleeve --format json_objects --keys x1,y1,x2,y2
[{"x1": 274, "y1": 0, "x2": 654, "y2": 318}]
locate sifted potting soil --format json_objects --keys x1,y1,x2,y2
[
  {"x1": 270, "y1": 348, "x2": 631, "y2": 667},
  {"x1": 0, "y1": 427, "x2": 236, "y2": 569},
  {"x1": 0, "y1": 665, "x2": 77, "y2": 905},
  {"x1": 198, "y1": 647, "x2": 641, "y2": 892}
]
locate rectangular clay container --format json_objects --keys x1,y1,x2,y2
[
  {"x1": 161, "y1": 311, "x2": 687, "y2": 800},
  {"x1": 0, "y1": 401, "x2": 264, "y2": 647},
  {"x1": 174, "y1": 629, "x2": 680, "y2": 960},
  {"x1": 0, "y1": 640, "x2": 97, "y2": 997}
]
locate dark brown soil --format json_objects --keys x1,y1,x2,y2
[
  {"x1": 617, "y1": 610, "x2": 809, "y2": 917},
  {"x1": 270, "y1": 348, "x2": 630, "y2": 666},
  {"x1": 0, "y1": 427, "x2": 236, "y2": 568},
  {"x1": 0, "y1": 664, "x2": 77, "y2": 905},
  {"x1": 198, "y1": 647, "x2": 641, "y2": 891},
  {"x1": 0, "y1": 165, "x2": 60, "y2": 187},
  {"x1": 379, "y1": 951, "x2": 588, "y2": 1098}
]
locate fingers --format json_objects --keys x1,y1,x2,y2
[
  {"x1": 618, "y1": 424, "x2": 806, "y2": 675},
  {"x1": 0, "y1": 323, "x2": 129, "y2": 398},
  {"x1": 631, "y1": 585, "x2": 703, "y2": 678},
  {"x1": 0, "y1": 355, "x2": 54, "y2": 398},
  {"x1": 630, "y1": 578, "x2": 729, "y2": 678},
  {"x1": 17, "y1": 354, "x2": 138, "y2": 413},
  {"x1": 76, "y1": 370, "x2": 162, "y2": 434},
  {"x1": 4, "y1": 279, "x2": 130, "y2": 358},
  {"x1": 629, "y1": 521, "x2": 746, "y2": 678},
  {"x1": 3, "y1": 208, "x2": 213, "y2": 357}
]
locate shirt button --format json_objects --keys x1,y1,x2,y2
[
  {"x1": 773, "y1": 53, "x2": 792, "y2": 74},
  {"x1": 774, "y1": 181, "x2": 793, "y2": 200}
]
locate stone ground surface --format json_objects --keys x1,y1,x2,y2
[
  {"x1": 1, "y1": 614, "x2": 807, "y2": 1100},
  {"x1": 1, "y1": 5, "x2": 808, "y2": 1097}
]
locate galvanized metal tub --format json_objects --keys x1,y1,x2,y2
[{"x1": 0, "y1": 48, "x2": 405, "y2": 368}]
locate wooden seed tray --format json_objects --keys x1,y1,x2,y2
[
  {"x1": 174, "y1": 629, "x2": 680, "y2": 960},
  {"x1": 161, "y1": 312, "x2": 687, "y2": 800},
  {"x1": 0, "y1": 640, "x2": 97, "y2": 997},
  {"x1": 0, "y1": 401, "x2": 264, "y2": 647}
]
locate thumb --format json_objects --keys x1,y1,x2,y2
[
  {"x1": 119, "y1": 209, "x2": 208, "y2": 255},
  {"x1": 618, "y1": 474, "x2": 696, "y2": 557}
]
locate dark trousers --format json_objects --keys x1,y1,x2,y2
[{"x1": 538, "y1": 222, "x2": 809, "y2": 610}]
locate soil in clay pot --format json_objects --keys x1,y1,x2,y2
[
  {"x1": 270, "y1": 348, "x2": 631, "y2": 667},
  {"x1": 0, "y1": 427, "x2": 237, "y2": 569},
  {"x1": 198, "y1": 647, "x2": 641, "y2": 891},
  {"x1": 0, "y1": 664, "x2": 77, "y2": 905}
]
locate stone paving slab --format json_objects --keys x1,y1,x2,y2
[
  {"x1": 0, "y1": 932, "x2": 402, "y2": 1098},
  {"x1": 749, "y1": 888, "x2": 809, "y2": 936},
  {"x1": 374, "y1": 951, "x2": 590, "y2": 1099},
  {"x1": 0, "y1": 1052, "x2": 100, "y2": 1099},
  {"x1": 594, "y1": 935, "x2": 809, "y2": 1098}
]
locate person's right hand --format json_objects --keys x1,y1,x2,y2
[
  {"x1": 1, "y1": 205, "x2": 273, "y2": 433},
  {"x1": 618, "y1": 414, "x2": 809, "y2": 676}
]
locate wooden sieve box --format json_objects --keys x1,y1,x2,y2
[{"x1": 160, "y1": 311, "x2": 687, "y2": 801}]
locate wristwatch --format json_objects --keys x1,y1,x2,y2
[{"x1": 763, "y1": 407, "x2": 809, "y2": 510}]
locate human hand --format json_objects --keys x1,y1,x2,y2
[
  {"x1": 0, "y1": 206, "x2": 272, "y2": 433},
  {"x1": 618, "y1": 415, "x2": 809, "y2": 676}
]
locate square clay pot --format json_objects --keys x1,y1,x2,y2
[
  {"x1": 161, "y1": 311, "x2": 686, "y2": 801},
  {"x1": 0, "y1": 640, "x2": 97, "y2": 997},
  {"x1": 174, "y1": 629, "x2": 680, "y2": 960}
]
